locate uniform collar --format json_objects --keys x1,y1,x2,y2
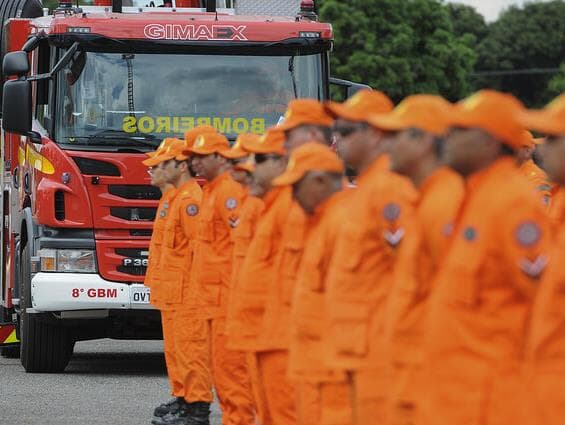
[
  {"x1": 312, "y1": 189, "x2": 349, "y2": 221},
  {"x1": 357, "y1": 154, "x2": 390, "y2": 186},
  {"x1": 264, "y1": 186, "x2": 290, "y2": 210},
  {"x1": 205, "y1": 171, "x2": 230, "y2": 191},
  {"x1": 466, "y1": 156, "x2": 517, "y2": 192},
  {"x1": 418, "y1": 166, "x2": 454, "y2": 202}
]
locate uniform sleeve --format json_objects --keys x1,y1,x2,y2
[
  {"x1": 178, "y1": 195, "x2": 202, "y2": 240},
  {"x1": 499, "y1": 197, "x2": 550, "y2": 299},
  {"x1": 216, "y1": 181, "x2": 245, "y2": 230}
]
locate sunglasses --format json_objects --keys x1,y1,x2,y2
[
  {"x1": 255, "y1": 153, "x2": 282, "y2": 164},
  {"x1": 333, "y1": 123, "x2": 368, "y2": 137}
]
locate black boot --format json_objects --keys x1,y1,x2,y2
[
  {"x1": 152, "y1": 401, "x2": 210, "y2": 425},
  {"x1": 153, "y1": 397, "x2": 185, "y2": 418}
]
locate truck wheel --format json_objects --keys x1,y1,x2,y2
[
  {"x1": 1, "y1": 345, "x2": 20, "y2": 358},
  {"x1": 19, "y1": 243, "x2": 74, "y2": 373}
]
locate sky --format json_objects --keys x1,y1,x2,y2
[{"x1": 447, "y1": 0, "x2": 552, "y2": 21}]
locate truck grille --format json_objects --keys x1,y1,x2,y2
[
  {"x1": 110, "y1": 207, "x2": 156, "y2": 222},
  {"x1": 109, "y1": 185, "x2": 161, "y2": 200},
  {"x1": 73, "y1": 157, "x2": 121, "y2": 176}
]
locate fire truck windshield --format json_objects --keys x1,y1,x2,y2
[{"x1": 55, "y1": 51, "x2": 324, "y2": 147}]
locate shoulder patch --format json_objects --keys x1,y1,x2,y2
[
  {"x1": 186, "y1": 204, "x2": 199, "y2": 217},
  {"x1": 225, "y1": 198, "x2": 238, "y2": 210},
  {"x1": 463, "y1": 226, "x2": 477, "y2": 241},
  {"x1": 163, "y1": 202, "x2": 170, "y2": 209},
  {"x1": 515, "y1": 221, "x2": 542, "y2": 247},
  {"x1": 383, "y1": 203, "x2": 401, "y2": 222},
  {"x1": 159, "y1": 210, "x2": 167, "y2": 218}
]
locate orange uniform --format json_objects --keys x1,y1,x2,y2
[
  {"x1": 155, "y1": 180, "x2": 214, "y2": 404},
  {"x1": 325, "y1": 157, "x2": 417, "y2": 424},
  {"x1": 145, "y1": 187, "x2": 177, "y2": 290},
  {"x1": 188, "y1": 170, "x2": 255, "y2": 424},
  {"x1": 520, "y1": 159, "x2": 553, "y2": 207},
  {"x1": 420, "y1": 158, "x2": 549, "y2": 425},
  {"x1": 382, "y1": 167, "x2": 464, "y2": 425},
  {"x1": 523, "y1": 187, "x2": 565, "y2": 425},
  {"x1": 288, "y1": 190, "x2": 354, "y2": 425}
]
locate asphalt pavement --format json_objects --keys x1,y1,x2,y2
[{"x1": 0, "y1": 339, "x2": 222, "y2": 425}]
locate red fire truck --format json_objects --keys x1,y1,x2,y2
[{"x1": 0, "y1": 0, "x2": 365, "y2": 372}]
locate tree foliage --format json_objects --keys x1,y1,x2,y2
[
  {"x1": 318, "y1": 0, "x2": 476, "y2": 102},
  {"x1": 473, "y1": 1, "x2": 565, "y2": 106}
]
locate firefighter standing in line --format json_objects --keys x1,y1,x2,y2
[
  {"x1": 519, "y1": 132, "x2": 553, "y2": 207},
  {"x1": 322, "y1": 90, "x2": 417, "y2": 425},
  {"x1": 517, "y1": 94, "x2": 565, "y2": 425},
  {"x1": 248, "y1": 100, "x2": 335, "y2": 424},
  {"x1": 187, "y1": 132, "x2": 255, "y2": 425},
  {"x1": 227, "y1": 129, "x2": 288, "y2": 425},
  {"x1": 418, "y1": 90, "x2": 550, "y2": 425},
  {"x1": 366, "y1": 95, "x2": 465, "y2": 425},
  {"x1": 277, "y1": 143, "x2": 355, "y2": 425}
]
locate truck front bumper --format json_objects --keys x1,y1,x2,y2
[{"x1": 31, "y1": 273, "x2": 153, "y2": 312}]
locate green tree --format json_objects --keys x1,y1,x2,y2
[
  {"x1": 474, "y1": 1, "x2": 565, "y2": 106},
  {"x1": 446, "y1": 3, "x2": 487, "y2": 46},
  {"x1": 318, "y1": 0, "x2": 476, "y2": 102},
  {"x1": 547, "y1": 64, "x2": 565, "y2": 98}
]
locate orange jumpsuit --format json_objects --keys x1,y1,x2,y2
[
  {"x1": 521, "y1": 187, "x2": 565, "y2": 425},
  {"x1": 156, "y1": 180, "x2": 213, "y2": 403},
  {"x1": 234, "y1": 187, "x2": 295, "y2": 425},
  {"x1": 419, "y1": 157, "x2": 550, "y2": 425},
  {"x1": 189, "y1": 171, "x2": 254, "y2": 424},
  {"x1": 325, "y1": 157, "x2": 417, "y2": 425},
  {"x1": 147, "y1": 188, "x2": 179, "y2": 395},
  {"x1": 224, "y1": 193, "x2": 268, "y2": 425},
  {"x1": 520, "y1": 159, "x2": 553, "y2": 207},
  {"x1": 382, "y1": 167, "x2": 464, "y2": 425},
  {"x1": 288, "y1": 190, "x2": 354, "y2": 425}
]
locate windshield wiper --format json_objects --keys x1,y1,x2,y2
[{"x1": 64, "y1": 130, "x2": 159, "y2": 148}]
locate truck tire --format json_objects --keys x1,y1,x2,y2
[
  {"x1": 19, "y1": 243, "x2": 74, "y2": 373},
  {"x1": 0, "y1": 0, "x2": 43, "y2": 112}
]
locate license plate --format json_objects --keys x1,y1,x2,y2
[
  {"x1": 122, "y1": 258, "x2": 149, "y2": 267},
  {"x1": 130, "y1": 286, "x2": 151, "y2": 304}
]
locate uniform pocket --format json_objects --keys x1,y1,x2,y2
[
  {"x1": 199, "y1": 267, "x2": 222, "y2": 306},
  {"x1": 340, "y1": 227, "x2": 366, "y2": 271}
]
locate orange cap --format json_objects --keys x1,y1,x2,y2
[
  {"x1": 184, "y1": 125, "x2": 218, "y2": 149},
  {"x1": 276, "y1": 99, "x2": 334, "y2": 132},
  {"x1": 222, "y1": 133, "x2": 257, "y2": 159},
  {"x1": 142, "y1": 138, "x2": 186, "y2": 166},
  {"x1": 144, "y1": 137, "x2": 177, "y2": 160},
  {"x1": 272, "y1": 142, "x2": 344, "y2": 186},
  {"x1": 243, "y1": 129, "x2": 286, "y2": 155},
  {"x1": 447, "y1": 90, "x2": 526, "y2": 150},
  {"x1": 517, "y1": 94, "x2": 565, "y2": 136},
  {"x1": 187, "y1": 132, "x2": 230, "y2": 156},
  {"x1": 234, "y1": 159, "x2": 255, "y2": 173},
  {"x1": 325, "y1": 89, "x2": 394, "y2": 122},
  {"x1": 367, "y1": 94, "x2": 452, "y2": 136}
]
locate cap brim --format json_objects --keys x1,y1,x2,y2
[
  {"x1": 188, "y1": 146, "x2": 219, "y2": 155},
  {"x1": 243, "y1": 140, "x2": 286, "y2": 155},
  {"x1": 146, "y1": 151, "x2": 158, "y2": 158},
  {"x1": 368, "y1": 114, "x2": 448, "y2": 136},
  {"x1": 271, "y1": 169, "x2": 305, "y2": 187},
  {"x1": 325, "y1": 101, "x2": 364, "y2": 122},
  {"x1": 235, "y1": 162, "x2": 255, "y2": 173},
  {"x1": 143, "y1": 154, "x2": 170, "y2": 166},
  {"x1": 518, "y1": 110, "x2": 565, "y2": 136},
  {"x1": 222, "y1": 148, "x2": 248, "y2": 159}
]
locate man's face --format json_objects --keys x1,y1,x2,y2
[
  {"x1": 389, "y1": 128, "x2": 434, "y2": 175},
  {"x1": 192, "y1": 154, "x2": 222, "y2": 181},
  {"x1": 333, "y1": 119, "x2": 376, "y2": 170},
  {"x1": 149, "y1": 165, "x2": 167, "y2": 188},
  {"x1": 160, "y1": 159, "x2": 181, "y2": 185},
  {"x1": 285, "y1": 125, "x2": 329, "y2": 153},
  {"x1": 293, "y1": 172, "x2": 340, "y2": 215},
  {"x1": 444, "y1": 127, "x2": 497, "y2": 176},
  {"x1": 228, "y1": 158, "x2": 251, "y2": 185},
  {"x1": 252, "y1": 153, "x2": 287, "y2": 189},
  {"x1": 541, "y1": 135, "x2": 565, "y2": 184}
]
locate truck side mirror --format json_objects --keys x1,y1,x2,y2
[
  {"x1": 2, "y1": 80, "x2": 32, "y2": 135},
  {"x1": 3, "y1": 51, "x2": 30, "y2": 77},
  {"x1": 330, "y1": 77, "x2": 372, "y2": 101}
]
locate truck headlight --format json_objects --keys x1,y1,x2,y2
[{"x1": 38, "y1": 249, "x2": 97, "y2": 273}]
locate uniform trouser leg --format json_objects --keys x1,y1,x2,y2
[
  {"x1": 173, "y1": 310, "x2": 214, "y2": 403},
  {"x1": 161, "y1": 309, "x2": 183, "y2": 397},
  {"x1": 295, "y1": 382, "x2": 320, "y2": 425},
  {"x1": 353, "y1": 367, "x2": 390, "y2": 425},
  {"x1": 211, "y1": 317, "x2": 255, "y2": 425},
  {"x1": 247, "y1": 352, "x2": 273, "y2": 425},
  {"x1": 319, "y1": 381, "x2": 354, "y2": 425},
  {"x1": 256, "y1": 350, "x2": 298, "y2": 425}
]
